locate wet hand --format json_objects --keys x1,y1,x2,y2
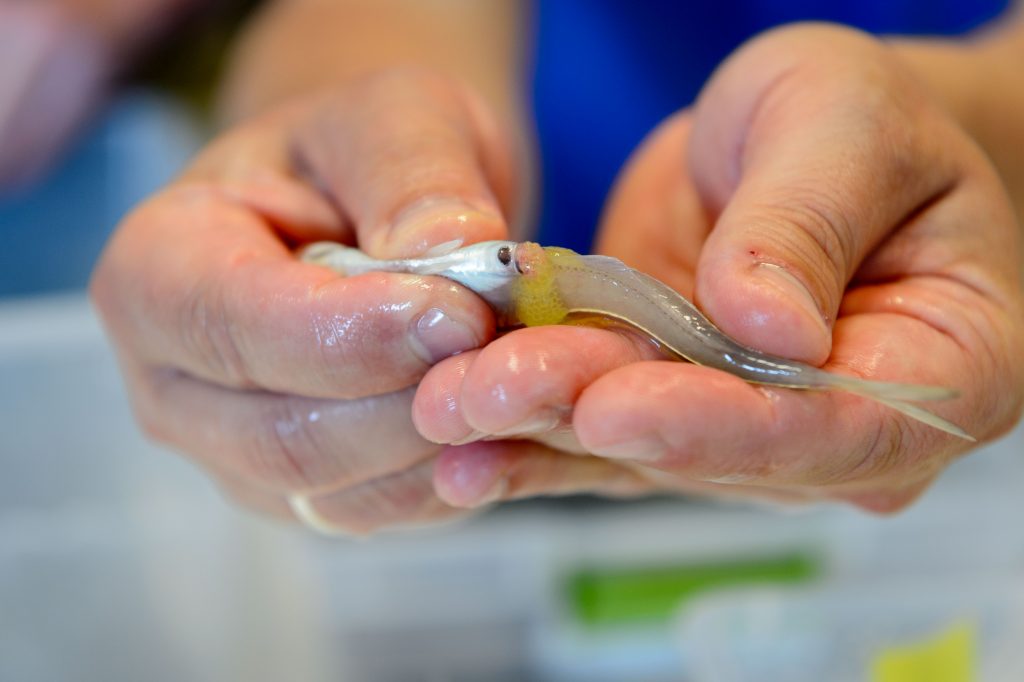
[
  {"x1": 416, "y1": 25, "x2": 1024, "y2": 513},
  {"x1": 92, "y1": 69, "x2": 521, "y2": 533}
]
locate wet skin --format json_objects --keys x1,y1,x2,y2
[{"x1": 93, "y1": 26, "x2": 1024, "y2": 532}]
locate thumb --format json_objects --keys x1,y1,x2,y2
[
  {"x1": 294, "y1": 68, "x2": 520, "y2": 258},
  {"x1": 687, "y1": 25, "x2": 956, "y2": 365}
]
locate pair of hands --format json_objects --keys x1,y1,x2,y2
[{"x1": 92, "y1": 24, "x2": 1024, "y2": 534}]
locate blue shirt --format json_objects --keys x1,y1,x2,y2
[{"x1": 531, "y1": 0, "x2": 1010, "y2": 252}]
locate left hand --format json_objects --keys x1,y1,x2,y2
[{"x1": 413, "y1": 23, "x2": 1024, "y2": 513}]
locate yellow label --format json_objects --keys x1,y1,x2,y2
[{"x1": 871, "y1": 621, "x2": 976, "y2": 682}]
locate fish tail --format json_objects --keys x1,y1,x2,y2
[{"x1": 822, "y1": 374, "x2": 975, "y2": 441}]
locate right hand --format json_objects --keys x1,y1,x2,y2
[{"x1": 91, "y1": 69, "x2": 522, "y2": 534}]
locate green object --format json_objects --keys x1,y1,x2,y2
[
  {"x1": 871, "y1": 621, "x2": 976, "y2": 682},
  {"x1": 567, "y1": 551, "x2": 820, "y2": 626}
]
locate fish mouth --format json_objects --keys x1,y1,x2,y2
[{"x1": 513, "y1": 242, "x2": 545, "y2": 275}]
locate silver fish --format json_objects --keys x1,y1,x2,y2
[{"x1": 301, "y1": 239, "x2": 972, "y2": 440}]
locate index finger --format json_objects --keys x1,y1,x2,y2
[
  {"x1": 93, "y1": 186, "x2": 495, "y2": 399},
  {"x1": 295, "y1": 69, "x2": 520, "y2": 258}
]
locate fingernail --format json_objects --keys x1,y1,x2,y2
[
  {"x1": 450, "y1": 429, "x2": 486, "y2": 445},
  {"x1": 592, "y1": 436, "x2": 667, "y2": 462},
  {"x1": 475, "y1": 477, "x2": 508, "y2": 506},
  {"x1": 491, "y1": 409, "x2": 563, "y2": 438},
  {"x1": 410, "y1": 307, "x2": 480, "y2": 364},
  {"x1": 390, "y1": 196, "x2": 499, "y2": 255},
  {"x1": 755, "y1": 263, "x2": 829, "y2": 329}
]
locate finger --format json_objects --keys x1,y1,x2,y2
[
  {"x1": 184, "y1": 109, "x2": 353, "y2": 245},
  {"x1": 131, "y1": 364, "x2": 440, "y2": 494},
  {"x1": 688, "y1": 26, "x2": 962, "y2": 365},
  {"x1": 295, "y1": 69, "x2": 518, "y2": 257},
  {"x1": 433, "y1": 441, "x2": 651, "y2": 508},
  {"x1": 93, "y1": 188, "x2": 495, "y2": 398},
  {"x1": 411, "y1": 349, "x2": 480, "y2": 444},
  {"x1": 574, "y1": 311, "x2": 974, "y2": 492},
  {"x1": 288, "y1": 459, "x2": 468, "y2": 536},
  {"x1": 596, "y1": 111, "x2": 709, "y2": 296},
  {"x1": 434, "y1": 441, "x2": 825, "y2": 510},
  {"x1": 413, "y1": 325, "x2": 663, "y2": 444}
]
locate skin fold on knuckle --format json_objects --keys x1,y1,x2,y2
[
  {"x1": 822, "y1": 413, "x2": 908, "y2": 487},
  {"x1": 176, "y1": 274, "x2": 256, "y2": 388},
  {"x1": 736, "y1": 190, "x2": 853, "y2": 319},
  {"x1": 243, "y1": 395, "x2": 341, "y2": 491},
  {"x1": 819, "y1": 407, "x2": 961, "y2": 496}
]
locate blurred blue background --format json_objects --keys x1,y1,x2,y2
[
  {"x1": 532, "y1": 0, "x2": 1010, "y2": 253},
  {"x1": 0, "y1": 93, "x2": 202, "y2": 296}
]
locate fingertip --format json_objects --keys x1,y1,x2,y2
[
  {"x1": 413, "y1": 352, "x2": 480, "y2": 444},
  {"x1": 433, "y1": 444, "x2": 508, "y2": 508},
  {"x1": 696, "y1": 255, "x2": 832, "y2": 365},
  {"x1": 377, "y1": 196, "x2": 507, "y2": 258}
]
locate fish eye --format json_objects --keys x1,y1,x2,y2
[{"x1": 497, "y1": 245, "x2": 512, "y2": 266}]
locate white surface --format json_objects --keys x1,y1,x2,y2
[{"x1": 1, "y1": 294, "x2": 1023, "y2": 682}]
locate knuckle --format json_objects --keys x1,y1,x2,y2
[
  {"x1": 773, "y1": 185, "x2": 855, "y2": 274},
  {"x1": 744, "y1": 190, "x2": 852, "y2": 314},
  {"x1": 824, "y1": 413, "x2": 908, "y2": 486},
  {"x1": 244, "y1": 397, "x2": 339, "y2": 490},
  {"x1": 177, "y1": 275, "x2": 253, "y2": 388}
]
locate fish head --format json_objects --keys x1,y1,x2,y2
[{"x1": 413, "y1": 240, "x2": 526, "y2": 316}]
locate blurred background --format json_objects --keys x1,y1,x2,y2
[{"x1": 2, "y1": 1, "x2": 1023, "y2": 681}]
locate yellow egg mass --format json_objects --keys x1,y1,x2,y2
[{"x1": 511, "y1": 246, "x2": 580, "y2": 327}]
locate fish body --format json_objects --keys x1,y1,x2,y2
[{"x1": 302, "y1": 240, "x2": 972, "y2": 440}]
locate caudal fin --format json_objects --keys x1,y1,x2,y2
[{"x1": 825, "y1": 375, "x2": 975, "y2": 441}]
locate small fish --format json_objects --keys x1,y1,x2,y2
[{"x1": 301, "y1": 240, "x2": 973, "y2": 440}]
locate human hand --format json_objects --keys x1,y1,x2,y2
[
  {"x1": 415, "y1": 24, "x2": 1024, "y2": 513},
  {"x1": 92, "y1": 69, "x2": 522, "y2": 533}
]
